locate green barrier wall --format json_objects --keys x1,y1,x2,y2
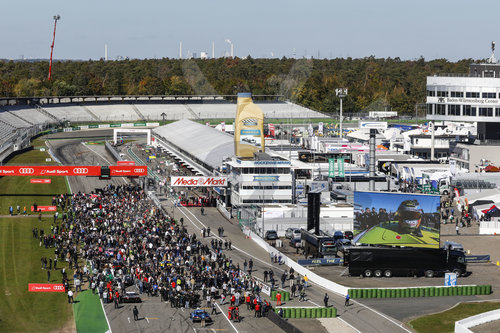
[{"x1": 350, "y1": 285, "x2": 491, "y2": 299}]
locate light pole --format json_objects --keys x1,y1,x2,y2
[
  {"x1": 260, "y1": 182, "x2": 265, "y2": 237},
  {"x1": 225, "y1": 39, "x2": 233, "y2": 58},
  {"x1": 336, "y1": 88, "x2": 347, "y2": 139}
]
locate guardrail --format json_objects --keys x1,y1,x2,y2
[{"x1": 455, "y1": 309, "x2": 500, "y2": 333}]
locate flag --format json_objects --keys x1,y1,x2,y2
[{"x1": 268, "y1": 123, "x2": 275, "y2": 137}]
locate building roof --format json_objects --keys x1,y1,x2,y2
[{"x1": 153, "y1": 119, "x2": 234, "y2": 170}]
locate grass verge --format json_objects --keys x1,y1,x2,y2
[
  {"x1": 73, "y1": 290, "x2": 109, "y2": 333},
  {"x1": 0, "y1": 217, "x2": 74, "y2": 332},
  {"x1": 407, "y1": 301, "x2": 500, "y2": 333}
]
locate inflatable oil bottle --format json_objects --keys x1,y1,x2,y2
[{"x1": 234, "y1": 92, "x2": 265, "y2": 157}]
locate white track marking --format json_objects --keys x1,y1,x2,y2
[
  {"x1": 100, "y1": 299, "x2": 113, "y2": 333},
  {"x1": 215, "y1": 303, "x2": 239, "y2": 333}
]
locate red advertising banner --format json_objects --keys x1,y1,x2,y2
[
  {"x1": 30, "y1": 179, "x2": 52, "y2": 184},
  {"x1": 0, "y1": 166, "x2": 101, "y2": 176},
  {"x1": 117, "y1": 161, "x2": 135, "y2": 166},
  {"x1": 0, "y1": 166, "x2": 147, "y2": 177},
  {"x1": 109, "y1": 166, "x2": 148, "y2": 177},
  {"x1": 29, "y1": 283, "x2": 65, "y2": 292},
  {"x1": 31, "y1": 206, "x2": 57, "y2": 212}
]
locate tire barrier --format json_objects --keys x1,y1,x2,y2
[
  {"x1": 271, "y1": 291, "x2": 291, "y2": 302},
  {"x1": 349, "y1": 285, "x2": 492, "y2": 299},
  {"x1": 274, "y1": 307, "x2": 337, "y2": 318}
]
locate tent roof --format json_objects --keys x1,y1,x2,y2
[{"x1": 153, "y1": 119, "x2": 235, "y2": 170}]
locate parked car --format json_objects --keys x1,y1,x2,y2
[
  {"x1": 190, "y1": 309, "x2": 212, "y2": 322},
  {"x1": 285, "y1": 228, "x2": 298, "y2": 239},
  {"x1": 265, "y1": 230, "x2": 278, "y2": 240},
  {"x1": 344, "y1": 231, "x2": 354, "y2": 240},
  {"x1": 120, "y1": 291, "x2": 141, "y2": 303},
  {"x1": 290, "y1": 238, "x2": 302, "y2": 248}
]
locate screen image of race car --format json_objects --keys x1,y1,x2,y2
[{"x1": 353, "y1": 191, "x2": 441, "y2": 248}]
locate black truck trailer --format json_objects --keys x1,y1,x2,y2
[
  {"x1": 344, "y1": 246, "x2": 467, "y2": 278},
  {"x1": 301, "y1": 229, "x2": 338, "y2": 258}
]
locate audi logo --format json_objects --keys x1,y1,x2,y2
[
  {"x1": 134, "y1": 168, "x2": 145, "y2": 173},
  {"x1": 73, "y1": 168, "x2": 88, "y2": 175},
  {"x1": 19, "y1": 168, "x2": 35, "y2": 174},
  {"x1": 53, "y1": 285, "x2": 64, "y2": 291}
]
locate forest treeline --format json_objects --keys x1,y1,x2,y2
[{"x1": 0, "y1": 57, "x2": 473, "y2": 114}]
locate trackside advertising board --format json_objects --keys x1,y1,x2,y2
[
  {"x1": 353, "y1": 191, "x2": 441, "y2": 248},
  {"x1": 31, "y1": 206, "x2": 57, "y2": 212},
  {"x1": 28, "y1": 283, "x2": 65, "y2": 292},
  {"x1": 171, "y1": 176, "x2": 227, "y2": 187},
  {"x1": 30, "y1": 179, "x2": 51, "y2": 184}
]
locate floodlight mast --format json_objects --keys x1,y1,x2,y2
[
  {"x1": 336, "y1": 88, "x2": 347, "y2": 139},
  {"x1": 48, "y1": 15, "x2": 61, "y2": 81}
]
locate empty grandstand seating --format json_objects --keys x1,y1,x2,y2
[
  {"x1": 0, "y1": 100, "x2": 324, "y2": 126},
  {"x1": 188, "y1": 102, "x2": 324, "y2": 119},
  {"x1": 42, "y1": 104, "x2": 96, "y2": 122},
  {"x1": 133, "y1": 104, "x2": 193, "y2": 121},
  {"x1": 84, "y1": 104, "x2": 141, "y2": 121},
  {"x1": 0, "y1": 110, "x2": 32, "y2": 128},
  {"x1": 0, "y1": 121, "x2": 16, "y2": 144},
  {"x1": 6, "y1": 106, "x2": 54, "y2": 124}
]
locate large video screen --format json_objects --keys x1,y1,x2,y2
[{"x1": 353, "y1": 191, "x2": 441, "y2": 248}]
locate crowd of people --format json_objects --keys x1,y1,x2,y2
[{"x1": 35, "y1": 184, "x2": 286, "y2": 323}]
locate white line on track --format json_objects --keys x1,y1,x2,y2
[
  {"x1": 100, "y1": 299, "x2": 113, "y2": 333},
  {"x1": 215, "y1": 303, "x2": 239, "y2": 333},
  {"x1": 145, "y1": 317, "x2": 149, "y2": 323},
  {"x1": 81, "y1": 142, "x2": 127, "y2": 184},
  {"x1": 337, "y1": 317, "x2": 362, "y2": 333}
]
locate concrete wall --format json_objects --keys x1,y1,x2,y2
[
  {"x1": 455, "y1": 309, "x2": 500, "y2": 333},
  {"x1": 244, "y1": 228, "x2": 349, "y2": 296}
]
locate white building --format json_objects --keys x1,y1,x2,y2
[
  {"x1": 226, "y1": 152, "x2": 293, "y2": 207},
  {"x1": 426, "y1": 44, "x2": 500, "y2": 169}
]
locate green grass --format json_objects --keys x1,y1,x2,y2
[
  {"x1": 0, "y1": 140, "x2": 76, "y2": 331},
  {"x1": 408, "y1": 302, "x2": 500, "y2": 333},
  {"x1": 73, "y1": 290, "x2": 109, "y2": 333},
  {"x1": 0, "y1": 217, "x2": 74, "y2": 332},
  {"x1": 0, "y1": 146, "x2": 69, "y2": 214}
]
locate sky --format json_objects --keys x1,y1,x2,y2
[{"x1": 1, "y1": 0, "x2": 499, "y2": 61}]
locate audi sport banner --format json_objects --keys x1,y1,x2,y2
[
  {"x1": 117, "y1": 161, "x2": 135, "y2": 166},
  {"x1": 0, "y1": 166, "x2": 147, "y2": 177},
  {"x1": 171, "y1": 176, "x2": 228, "y2": 187},
  {"x1": 31, "y1": 206, "x2": 57, "y2": 212},
  {"x1": 110, "y1": 166, "x2": 147, "y2": 176},
  {"x1": 28, "y1": 283, "x2": 65, "y2": 292},
  {"x1": 30, "y1": 179, "x2": 51, "y2": 184}
]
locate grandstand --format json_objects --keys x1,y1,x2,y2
[
  {"x1": 0, "y1": 98, "x2": 326, "y2": 160},
  {"x1": 6, "y1": 106, "x2": 54, "y2": 124},
  {"x1": 134, "y1": 104, "x2": 193, "y2": 120},
  {"x1": 42, "y1": 104, "x2": 97, "y2": 122},
  {"x1": 0, "y1": 110, "x2": 33, "y2": 128}
]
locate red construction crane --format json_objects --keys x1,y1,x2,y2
[{"x1": 48, "y1": 15, "x2": 61, "y2": 81}]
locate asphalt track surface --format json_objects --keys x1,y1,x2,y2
[{"x1": 47, "y1": 139, "x2": 128, "y2": 193}]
